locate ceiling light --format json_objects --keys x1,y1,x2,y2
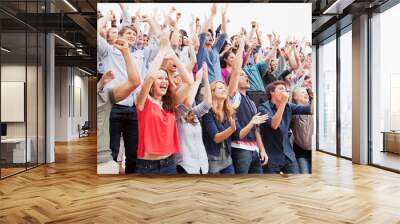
[
  {"x1": 63, "y1": 0, "x2": 78, "y2": 12},
  {"x1": 54, "y1": 34, "x2": 75, "y2": 48},
  {"x1": 1, "y1": 47, "x2": 11, "y2": 53}
]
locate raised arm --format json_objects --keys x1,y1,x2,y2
[
  {"x1": 270, "y1": 93, "x2": 288, "y2": 130},
  {"x1": 246, "y1": 21, "x2": 256, "y2": 43},
  {"x1": 264, "y1": 35, "x2": 280, "y2": 64},
  {"x1": 287, "y1": 43, "x2": 299, "y2": 71},
  {"x1": 243, "y1": 42, "x2": 253, "y2": 67},
  {"x1": 138, "y1": 14, "x2": 161, "y2": 37},
  {"x1": 184, "y1": 66, "x2": 203, "y2": 108},
  {"x1": 202, "y1": 64, "x2": 212, "y2": 106},
  {"x1": 119, "y1": 3, "x2": 132, "y2": 27},
  {"x1": 136, "y1": 32, "x2": 169, "y2": 111},
  {"x1": 112, "y1": 39, "x2": 141, "y2": 102},
  {"x1": 220, "y1": 4, "x2": 228, "y2": 34},
  {"x1": 228, "y1": 36, "x2": 245, "y2": 97},
  {"x1": 189, "y1": 15, "x2": 200, "y2": 50},
  {"x1": 186, "y1": 43, "x2": 197, "y2": 72},
  {"x1": 255, "y1": 24, "x2": 263, "y2": 47},
  {"x1": 170, "y1": 49, "x2": 195, "y2": 105},
  {"x1": 202, "y1": 3, "x2": 217, "y2": 33},
  {"x1": 97, "y1": 10, "x2": 114, "y2": 36}
]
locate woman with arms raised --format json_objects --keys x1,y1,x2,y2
[{"x1": 135, "y1": 30, "x2": 194, "y2": 174}]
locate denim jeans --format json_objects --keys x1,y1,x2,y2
[
  {"x1": 231, "y1": 147, "x2": 263, "y2": 174},
  {"x1": 109, "y1": 104, "x2": 138, "y2": 174},
  {"x1": 263, "y1": 158, "x2": 300, "y2": 174},
  {"x1": 293, "y1": 143, "x2": 312, "y2": 174},
  {"x1": 136, "y1": 156, "x2": 177, "y2": 175},
  {"x1": 209, "y1": 164, "x2": 235, "y2": 174}
]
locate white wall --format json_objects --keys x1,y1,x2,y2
[{"x1": 54, "y1": 66, "x2": 89, "y2": 141}]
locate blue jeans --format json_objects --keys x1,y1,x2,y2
[
  {"x1": 297, "y1": 157, "x2": 311, "y2": 174},
  {"x1": 294, "y1": 143, "x2": 311, "y2": 174},
  {"x1": 209, "y1": 164, "x2": 235, "y2": 174},
  {"x1": 263, "y1": 159, "x2": 300, "y2": 174},
  {"x1": 231, "y1": 147, "x2": 263, "y2": 174},
  {"x1": 136, "y1": 156, "x2": 177, "y2": 175},
  {"x1": 109, "y1": 104, "x2": 138, "y2": 174}
]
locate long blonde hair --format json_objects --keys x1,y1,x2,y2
[{"x1": 210, "y1": 81, "x2": 235, "y2": 123}]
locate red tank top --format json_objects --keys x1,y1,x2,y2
[{"x1": 137, "y1": 98, "x2": 180, "y2": 158}]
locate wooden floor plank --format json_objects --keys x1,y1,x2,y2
[{"x1": 0, "y1": 135, "x2": 400, "y2": 223}]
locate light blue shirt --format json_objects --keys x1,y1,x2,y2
[
  {"x1": 196, "y1": 32, "x2": 227, "y2": 83},
  {"x1": 97, "y1": 35, "x2": 159, "y2": 106}
]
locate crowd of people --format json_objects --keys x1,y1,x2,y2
[{"x1": 97, "y1": 3, "x2": 314, "y2": 175}]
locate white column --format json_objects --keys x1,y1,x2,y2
[{"x1": 46, "y1": 33, "x2": 55, "y2": 163}]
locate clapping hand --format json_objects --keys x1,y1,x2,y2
[{"x1": 250, "y1": 112, "x2": 268, "y2": 125}]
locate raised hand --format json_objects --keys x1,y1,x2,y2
[
  {"x1": 106, "y1": 10, "x2": 116, "y2": 21},
  {"x1": 221, "y1": 4, "x2": 228, "y2": 17},
  {"x1": 159, "y1": 29, "x2": 170, "y2": 49},
  {"x1": 211, "y1": 3, "x2": 217, "y2": 16},
  {"x1": 281, "y1": 91, "x2": 289, "y2": 105},
  {"x1": 176, "y1": 12, "x2": 182, "y2": 22},
  {"x1": 169, "y1": 6, "x2": 176, "y2": 14},
  {"x1": 138, "y1": 14, "x2": 151, "y2": 23},
  {"x1": 251, "y1": 21, "x2": 257, "y2": 29},
  {"x1": 113, "y1": 39, "x2": 129, "y2": 52}
]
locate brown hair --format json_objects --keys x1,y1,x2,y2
[
  {"x1": 220, "y1": 50, "x2": 233, "y2": 69},
  {"x1": 118, "y1": 25, "x2": 137, "y2": 36},
  {"x1": 149, "y1": 69, "x2": 175, "y2": 113},
  {"x1": 210, "y1": 81, "x2": 235, "y2": 123},
  {"x1": 266, "y1": 80, "x2": 287, "y2": 100}
]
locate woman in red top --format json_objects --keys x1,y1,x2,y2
[{"x1": 135, "y1": 30, "x2": 194, "y2": 174}]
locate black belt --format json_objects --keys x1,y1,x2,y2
[{"x1": 136, "y1": 155, "x2": 175, "y2": 169}]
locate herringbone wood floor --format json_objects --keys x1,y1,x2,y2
[{"x1": 1, "y1": 135, "x2": 400, "y2": 224}]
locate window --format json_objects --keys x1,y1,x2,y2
[
  {"x1": 339, "y1": 27, "x2": 352, "y2": 158},
  {"x1": 370, "y1": 3, "x2": 400, "y2": 171},
  {"x1": 317, "y1": 36, "x2": 337, "y2": 154}
]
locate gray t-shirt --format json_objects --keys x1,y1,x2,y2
[
  {"x1": 290, "y1": 114, "x2": 314, "y2": 150},
  {"x1": 175, "y1": 102, "x2": 211, "y2": 174},
  {"x1": 97, "y1": 86, "x2": 115, "y2": 164},
  {"x1": 208, "y1": 141, "x2": 233, "y2": 174}
]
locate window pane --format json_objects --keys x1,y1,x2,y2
[
  {"x1": 1, "y1": 31, "x2": 27, "y2": 177},
  {"x1": 340, "y1": 29, "x2": 352, "y2": 158},
  {"x1": 318, "y1": 37, "x2": 337, "y2": 154},
  {"x1": 371, "y1": 3, "x2": 400, "y2": 171}
]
